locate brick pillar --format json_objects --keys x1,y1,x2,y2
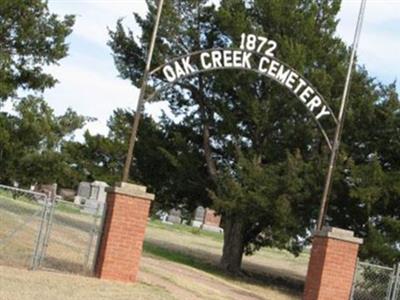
[
  {"x1": 303, "y1": 227, "x2": 363, "y2": 300},
  {"x1": 95, "y1": 182, "x2": 154, "y2": 282}
]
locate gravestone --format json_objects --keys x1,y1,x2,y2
[
  {"x1": 74, "y1": 181, "x2": 108, "y2": 214},
  {"x1": 83, "y1": 181, "x2": 109, "y2": 214},
  {"x1": 167, "y1": 208, "x2": 182, "y2": 224},
  {"x1": 156, "y1": 210, "x2": 169, "y2": 223},
  {"x1": 202, "y1": 208, "x2": 222, "y2": 233},
  {"x1": 191, "y1": 206, "x2": 205, "y2": 228},
  {"x1": 74, "y1": 181, "x2": 91, "y2": 205},
  {"x1": 191, "y1": 206, "x2": 223, "y2": 233}
]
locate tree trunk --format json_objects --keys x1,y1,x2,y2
[
  {"x1": 220, "y1": 215, "x2": 245, "y2": 274},
  {"x1": 196, "y1": 84, "x2": 217, "y2": 181}
]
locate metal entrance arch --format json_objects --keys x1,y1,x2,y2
[
  {"x1": 122, "y1": 0, "x2": 366, "y2": 237},
  {"x1": 146, "y1": 48, "x2": 338, "y2": 151}
]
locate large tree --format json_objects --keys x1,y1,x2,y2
[
  {"x1": 0, "y1": 96, "x2": 88, "y2": 187},
  {"x1": 0, "y1": 0, "x2": 80, "y2": 188},
  {"x1": 109, "y1": 0, "x2": 400, "y2": 272},
  {"x1": 0, "y1": 0, "x2": 74, "y2": 102}
]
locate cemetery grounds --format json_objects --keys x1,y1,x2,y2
[{"x1": 0, "y1": 192, "x2": 307, "y2": 300}]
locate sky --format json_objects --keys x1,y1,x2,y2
[{"x1": 13, "y1": 0, "x2": 400, "y2": 138}]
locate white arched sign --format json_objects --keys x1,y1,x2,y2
[{"x1": 147, "y1": 33, "x2": 337, "y2": 150}]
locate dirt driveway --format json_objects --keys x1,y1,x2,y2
[
  {"x1": 139, "y1": 255, "x2": 299, "y2": 300},
  {"x1": 0, "y1": 254, "x2": 300, "y2": 300}
]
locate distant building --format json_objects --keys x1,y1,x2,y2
[
  {"x1": 33, "y1": 184, "x2": 54, "y2": 197},
  {"x1": 59, "y1": 188, "x2": 76, "y2": 201}
]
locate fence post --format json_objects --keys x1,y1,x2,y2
[
  {"x1": 386, "y1": 267, "x2": 394, "y2": 300},
  {"x1": 396, "y1": 263, "x2": 400, "y2": 299},
  {"x1": 84, "y1": 202, "x2": 101, "y2": 271},
  {"x1": 390, "y1": 263, "x2": 400, "y2": 300},
  {"x1": 38, "y1": 183, "x2": 57, "y2": 266},
  {"x1": 91, "y1": 201, "x2": 107, "y2": 273},
  {"x1": 30, "y1": 195, "x2": 49, "y2": 270}
]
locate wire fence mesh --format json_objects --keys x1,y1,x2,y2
[
  {"x1": 0, "y1": 184, "x2": 48, "y2": 269},
  {"x1": 39, "y1": 199, "x2": 105, "y2": 275},
  {"x1": 0, "y1": 183, "x2": 105, "y2": 275},
  {"x1": 352, "y1": 261, "x2": 400, "y2": 300}
]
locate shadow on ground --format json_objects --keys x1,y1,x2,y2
[{"x1": 144, "y1": 238, "x2": 305, "y2": 294}]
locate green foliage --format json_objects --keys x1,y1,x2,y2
[
  {"x1": 329, "y1": 80, "x2": 400, "y2": 265},
  {"x1": 0, "y1": 0, "x2": 74, "y2": 101},
  {"x1": 0, "y1": 96, "x2": 89, "y2": 187},
  {"x1": 210, "y1": 151, "x2": 321, "y2": 255},
  {"x1": 62, "y1": 109, "x2": 210, "y2": 212},
  {"x1": 0, "y1": 0, "x2": 81, "y2": 189},
  {"x1": 149, "y1": 219, "x2": 223, "y2": 242}
]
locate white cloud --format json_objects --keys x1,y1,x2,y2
[
  {"x1": 49, "y1": 0, "x2": 147, "y2": 49},
  {"x1": 74, "y1": 17, "x2": 110, "y2": 49},
  {"x1": 339, "y1": 1, "x2": 400, "y2": 28},
  {"x1": 90, "y1": 0, "x2": 148, "y2": 17},
  {"x1": 357, "y1": 32, "x2": 400, "y2": 77},
  {"x1": 337, "y1": 1, "x2": 400, "y2": 83},
  {"x1": 42, "y1": 0, "x2": 149, "y2": 138},
  {"x1": 44, "y1": 62, "x2": 139, "y2": 134}
]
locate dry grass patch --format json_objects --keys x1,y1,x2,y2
[
  {"x1": 0, "y1": 206, "x2": 41, "y2": 268},
  {"x1": 0, "y1": 265, "x2": 173, "y2": 300}
]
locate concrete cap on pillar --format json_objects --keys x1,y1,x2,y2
[
  {"x1": 314, "y1": 226, "x2": 363, "y2": 244},
  {"x1": 106, "y1": 182, "x2": 155, "y2": 201}
]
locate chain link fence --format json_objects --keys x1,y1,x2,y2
[
  {"x1": 0, "y1": 184, "x2": 48, "y2": 269},
  {"x1": 352, "y1": 261, "x2": 400, "y2": 300},
  {"x1": 39, "y1": 199, "x2": 105, "y2": 275},
  {"x1": 0, "y1": 184, "x2": 105, "y2": 275}
]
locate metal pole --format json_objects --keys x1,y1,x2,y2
[
  {"x1": 122, "y1": 0, "x2": 165, "y2": 182},
  {"x1": 316, "y1": 0, "x2": 367, "y2": 230},
  {"x1": 84, "y1": 202, "x2": 100, "y2": 271},
  {"x1": 38, "y1": 183, "x2": 57, "y2": 266},
  {"x1": 30, "y1": 195, "x2": 49, "y2": 270},
  {"x1": 390, "y1": 263, "x2": 400, "y2": 300},
  {"x1": 91, "y1": 202, "x2": 107, "y2": 274}
]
